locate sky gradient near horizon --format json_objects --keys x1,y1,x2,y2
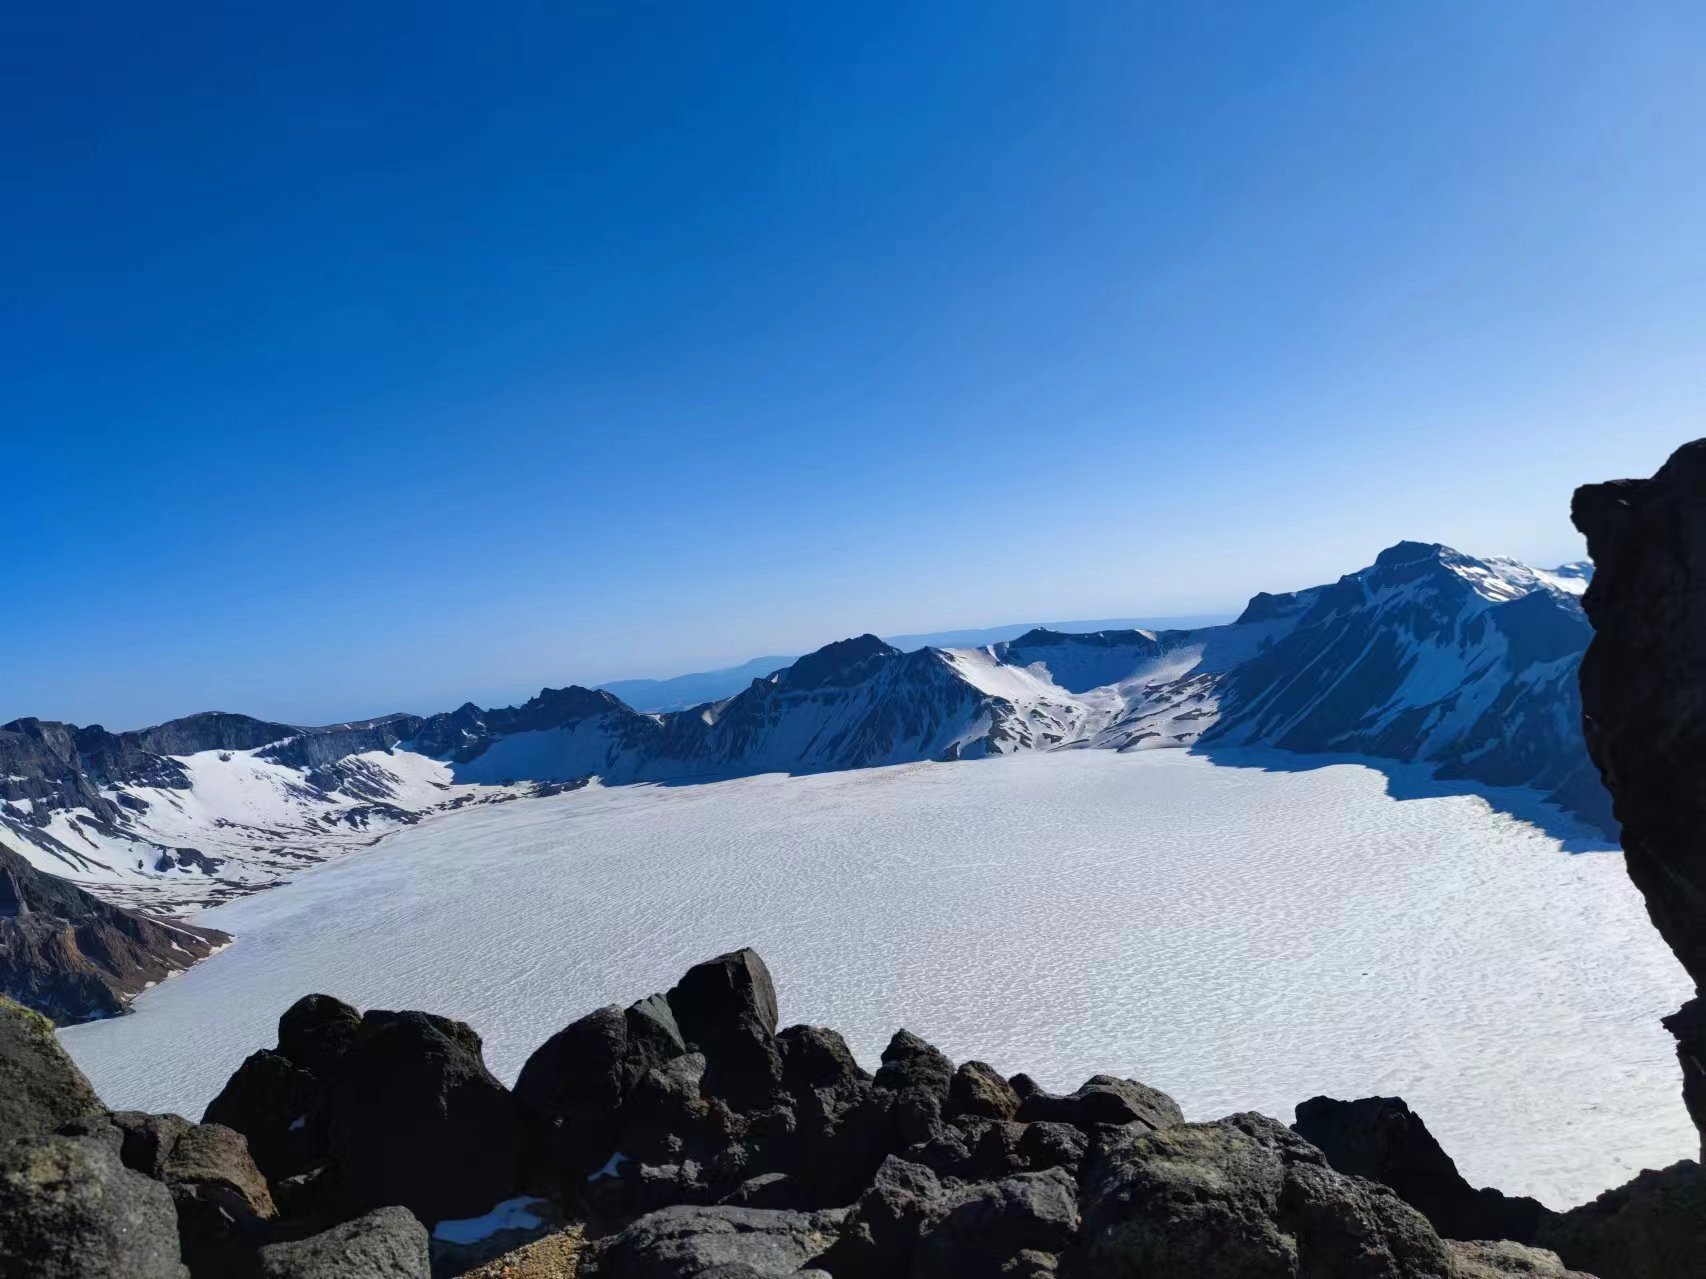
[{"x1": 6, "y1": 2, "x2": 1706, "y2": 728}]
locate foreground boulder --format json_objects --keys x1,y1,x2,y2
[
  {"x1": 256, "y1": 1205, "x2": 429, "y2": 1278},
  {"x1": 0, "y1": 1131, "x2": 189, "y2": 1279},
  {"x1": 203, "y1": 1048, "x2": 324, "y2": 1183},
  {"x1": 1446, "y1": 1240, "x2": 1593, "y2": 1278},
  {"x1": 580, "y1": 1204, "x2": 846, "y2": 1278},
  {"x1": 202, "y1": 992, "x2": 361, "y2": 1185},
  {"x1": 0, "y1": 997, "x2": 105, "y2": 1142},
  {"x1": 1080, "y1": 1111, "x2": 1454, "y2": 1277},
  {"x1": 1294, "y1": 1095, "x2": 1552, "y2": 1243},
  {"x1": 328, "y1": 1009, "x2": 524, "y2": 1223}
]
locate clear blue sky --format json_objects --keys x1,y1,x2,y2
[{"x1": 6, "y1": 2, "x2": 1704, "y2": 729}]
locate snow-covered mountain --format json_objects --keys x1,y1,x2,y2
[{"x1": 0, "y1": 541, "x2": 1606, "y2": 918}]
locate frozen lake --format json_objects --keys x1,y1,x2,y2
[{"x1": 61, "y1": 748, "x2": 1692, "y2": 1209}]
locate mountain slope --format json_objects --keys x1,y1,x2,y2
[
  {"x1": 2, "y1": 541, "x2": 1608, "y2": 933},
  {"x1": 1, "y1": 844, "x2": 228, "y2": 1023}
]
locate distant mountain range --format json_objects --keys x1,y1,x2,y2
[
  {"x1": 594, "y1": 615, "x2": 1234, "y2": 712},
  {"x1": 2, "y1": 542, "x2": 1604, "y2": 944}
]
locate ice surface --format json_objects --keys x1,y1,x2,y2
[
  {"x1": 60, "y1": 750, "x2": 1691, "y2": 1209},
  {"x1": 432, "y1": 1195, "x2": 547, "y2": 1243}
]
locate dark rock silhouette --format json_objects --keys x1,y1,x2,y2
[
  {"x1": 1573, "y1": 439, "x2": 1706, "y2": 1149},
  {"x1": 1293, "y1": 1095, "x2": 1551, "y2": 1244}
]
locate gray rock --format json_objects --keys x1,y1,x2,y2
[
  {"x1": 112, "y1": 1113, "x2": 277, "y2": 1274},
  {"x1": 581, "y1": 1204, "x2": 845, "y2": 1278},
  {"x1": 947, "y1": 1061, "x2": 1021, "y2": 1121},
  {"x1": 1445, "y1": 1239, "x2": 1593, "y2": 1278},
  {"x1": 1016, "y1": 1121, "x2": 1089, "y2": 1174},
  {"x1": 872, "y1": 1029, "x2": 953, "y2": 1096},
  {"x1": 256, "y1": 1205, "x2": 430, "y2": 1278},
  {"x1": 913, "y1": 1166, "x2": 1079, "y2": 1277},
  {"x1": 160, "y1": 1120, "x2": 276, "y2": 1221},
  {"x1": 1016, "y1": 1074, "x2": 1182, "y2": 1132},
  {"x1": 819, "y1": 1156, "x2": 944, "y2": 1276},
  {"x1": 0, "y1": 997, "x2": 105, "y2": 1142},
  {"x1": 0, "y1": 1132, "x2": 188, "y2": 1278},
  {"x1": 1080, "y1": 1111, "x2": 1455, "y2": 1278},
  {"x1": 777, "y1": 1025, "x2": 868, "y2": 1091},
  {"x1": 112, "y1": 1110, "x2": 196, "y2": 1179}
]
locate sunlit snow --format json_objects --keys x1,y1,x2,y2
[{"x1": 61, "y1": 749, "x2": 1691, "y2": 1209}]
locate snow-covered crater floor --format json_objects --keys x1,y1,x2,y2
[{"x1": 61, "y1": 749, "x2": 1692, "y2": 1209}]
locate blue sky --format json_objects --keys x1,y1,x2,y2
[{"x1": 5, "y1": 2, "x2": 1705, "y2": 728}]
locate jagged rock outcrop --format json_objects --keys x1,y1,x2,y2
[
  {"x1": 0, "y1": 946, "x2": 1634, "y2": 1278},
  {"x1": 1536, "y1": 1162, "x2": 1706, "y2": 1279},
  {"x1": 1293, "y1": 1095, "x2": 1552, "y2": 1244},
  {"x1": 1573, "y1": 439, "x2": 1706, "y2": 1149},
  {"x1": 1079, "y1": 1111, "x2": 1454, "y2": 1278},
  {"x1": 0, "y1": 846, "x2": 227, "y2": 1024},
  {"x1": 328, "y1": 1009, "x2": 525, "y2": 1224}
]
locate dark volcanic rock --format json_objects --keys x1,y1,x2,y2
[
  {"x1": 778, "y1": 1024, "x2": 869, "y2": 1091},
  {"x1": 328, "y1": 1009, "x2": 523, "y2": 1224},
  {"x1": 158, "y1": 1120, "x2": 277, "y2": 1275},
  {"x1": 667, "y1": 948, "x2": 784, "y2": 1103},
  {"x1": 1079, "y1": 1111, "x2": 1453, "y2": 1278},
  {"x1": 872, "y1": 1029, "x2": 953, "y2": 1096},
  {"x1": 946, "y1": 1060, "x2": 1021, "y2": 1121},
  {"x1": 1537, "y1": 1160, "x2": 1706, "y2": 1279},
  {"x1": 1015, "y1": 1074, "x2": 1183, "y2": 1132},
  {"x1": 913, "y1": 1166, "x2": 1079, "y2": 1277},
  {"x1": 1573, "y1": 439, "x2": 1706, "y2": 1148},
  {"x1": 256, "y1": 1205, "x2": 430, "y2": 1279},
  {"x1": 580, "y1": 1203, "x2": 845, "y2": 1278},
  {"x1": 0, "y1": 996, "x2": 105, "y2": 1141},
  {"x1": 278, "y1": 993, "x2": 362, "y2": 1076},
  {"x1": 112, "y1": 1110, "x2": 278, "y2": 1272},
  {"x1": 1293, "y1": 1095, "x2": 1551, "y2": 1243},
  {"x1": 202, "y1": 1048, "x2": 324, "y2": 1182},
  {"x1": 1445, "y1": 1240, "x2": 1592, "y2": 1278},
  {"x1": 0, "y1": 847, "x2": 227, "y2": 1025},
  {"x1": 112, "y1": 1111, "x2": 196, "y2": 1179},
  {"x1": 515, "y1": 1003, "x2": 633, "y2": 1176},
  {"x1": 0, "y1": 1131, "x2": 189, "y2": 1278}
]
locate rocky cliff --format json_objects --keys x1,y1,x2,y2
[
  {"x1": 0, "y1": 845, "x2": 227, "y2": 1025},
  {"x1": 1573, "y1": 439, "x2": 1706, "y2": 1153}
]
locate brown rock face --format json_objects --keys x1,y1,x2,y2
[
  {"x1": 1572, "y1": 438, "x2": 1706, "y2": 1148},
  {"x1": 0, "y1": 846, "x2": 229, "y2": 1025}
]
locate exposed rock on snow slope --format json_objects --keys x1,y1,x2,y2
[
  {"x1": 1, "y1": 540, "x2": 1606, "y2": 935},
  {"x1": 1, "y1": 844, "x2": 227, "y2": 1024}
]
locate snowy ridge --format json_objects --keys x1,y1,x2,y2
[{"x1": 1, "y1": 541, "x2": 1606, "y2": 914}]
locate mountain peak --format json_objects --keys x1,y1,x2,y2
[
  {"x1": 1372, "y1": 540, "x2": 1454, "y2": 567},
  {"x1": 779, "y1": 634, "x2": 901, "y2": 689}
]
